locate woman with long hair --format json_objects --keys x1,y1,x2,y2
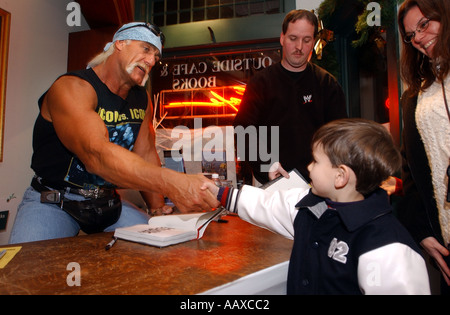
[{"x1": 397, "y1": 0, "x2": 450, "y2": 294}]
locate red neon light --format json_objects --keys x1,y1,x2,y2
[{"x1": 166, "y1": 86, "x2": 245, "y2": 112}]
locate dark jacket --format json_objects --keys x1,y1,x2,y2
[
  {"x1": 288, "y1": 189, "x2": 427, "y2": 295},
  {"x1": 396, "y1": 91, "x2": 444, "y2": 246},
  {"x1": 233, "y1": 62, "x2": 347, "y2": 184}
]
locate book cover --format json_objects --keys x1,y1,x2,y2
[
  {"x1": 260, "y1": 168, "x2": 310, "y2": 192},
  {"x1": 114, "y1": 208, "x2": 224, "y2": 248}
]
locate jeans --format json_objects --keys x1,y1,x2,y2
[{"x1": 9, "y1": 186, "x2": 150, "y2": 244}]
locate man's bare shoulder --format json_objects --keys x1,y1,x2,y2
[
  {"x1": 46, "y1": 75, "x2": 97, "y2": 107},
  {"x1": 43, "y1": 74, "x2": 98, "y2": 118},
  {"x1": 50, "y1": 74, "x2": 95, "y2": 94}
]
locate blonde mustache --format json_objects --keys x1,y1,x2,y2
[{"x1": 126, "y1": 62, "x2": 150, "y2": 87}]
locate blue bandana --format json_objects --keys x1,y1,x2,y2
[{"x1": 103, "y1": 22, "x2": 163, "y2": 55}]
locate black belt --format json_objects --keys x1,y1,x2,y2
[
  {"x1": 31, "y1": 177, "x2": 115, "y2": 201},
  {"x1": 31, "y1": 176, "x2": 122, "y2": 234}
]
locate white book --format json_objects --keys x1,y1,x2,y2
[
  {"x1": 260, "y1": 168, "x2": 310, "y2": 192},
  {"x1": 114, "y1": 208, "x2": 224, "y2": 248}
]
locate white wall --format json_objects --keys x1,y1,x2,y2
[
  {"x1": 0, "y1": 0, "x2": 88, "y2": 244},
  {"x1": 296, "y1": 0, "x2": 323, "y2": 11}
]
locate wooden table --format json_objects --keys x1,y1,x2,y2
[{"x1": 0, "y1": 215, "x2": 293, "y2": 295}]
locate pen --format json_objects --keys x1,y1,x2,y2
[
  {"x1": 105, "y1": 237, "x2": 118, "y2": 251},
  {"x1": 0, "y1": 249, "x2": 6, "y2": 260}
]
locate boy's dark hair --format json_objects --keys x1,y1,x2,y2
[
  {"x1": 311, "y1": 118, "x2": 401, "y2": 196},
  {"x1": 282, "y1": 9, "x2": 319, "y2": 39}
]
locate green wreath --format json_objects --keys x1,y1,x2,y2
[
  {"x1": 313, "y1": 0, "x2": 402, "y2": 75},
  {"x1": 318, "y1": 0, "x2": 400, "y2": 47}
]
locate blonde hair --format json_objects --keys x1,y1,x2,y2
[{"x1": 87, "y1": 40, "x2": 131, "y2": 68}]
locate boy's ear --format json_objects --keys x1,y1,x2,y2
[{"x1": 335, "y1": 165, "x2": 351, "y2": 189}]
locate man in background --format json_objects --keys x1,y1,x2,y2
[{"x1": 234, "y1": 10, "x2": 347, "y2": 184}]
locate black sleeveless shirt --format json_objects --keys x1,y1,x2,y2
[{"x1": 31, "y1": 68, "x2": 148, "y2": 189}]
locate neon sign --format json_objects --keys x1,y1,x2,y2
[
  {"x1": 151, "y1": 46, "x2": 281, "y2": 124},
  {"x1": 160, "y1": 85, "x2": 246, "y2": 119}
]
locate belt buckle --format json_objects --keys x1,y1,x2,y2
[
  {"x1": 79, "y1": 188, "x2": 101, "y2": 199},
  {"x1": 40, "y1": 190, "x2": 62, "y2": 204}
]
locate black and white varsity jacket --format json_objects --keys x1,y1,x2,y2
[{"x1": 218, "y1": 186, "x2": 430, "y2": 295}]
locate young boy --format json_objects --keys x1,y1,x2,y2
[{"x1": 205, "y1": 118, "x2": 430, "y2": 295}]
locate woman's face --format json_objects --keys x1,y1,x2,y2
[{"x1": 403, "y1": 5, "x2": 441, "y2": 58}]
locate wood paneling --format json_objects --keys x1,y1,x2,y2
[
  {"x1": 77, "y1": 0, "x2": 134, "y2": 29},
  {"x1": 68, "y1": 0, "x2": 134, "y2": 71},
  {"x1": 68, "y1": 27, "x2": 116, "y2": 71}
]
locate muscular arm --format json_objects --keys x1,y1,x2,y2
[
  {"x1": 131, "y1": 92, "x2": 166, "y2": 210},
  {"x1": 41, "y1": 76, "x2": 218, "y2": 212}
]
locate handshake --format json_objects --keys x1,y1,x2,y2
[{"x1": 201, "y1": 162, "x2": 290, "y2": 203}]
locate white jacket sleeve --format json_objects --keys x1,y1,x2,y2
[
  {"x1": 358, "y1": 243, "x2": 431, "y2": 295},
  {"x1": 228, "y1": 185, "x2": 309, "y2": 240}
]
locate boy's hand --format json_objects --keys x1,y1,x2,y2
[
  {"x1": 164, "y1": 172, "x2": 220, "y2": 213},
  {"x1": 201, "y1": 180, "x2": 220, "y2": 199},
  {"x1": 269, "y1": 162, "x2": 290, "y2": 181}
]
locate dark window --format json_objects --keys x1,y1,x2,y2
[{"x1": 151, "y1": 0, "x2": 281, "y2": 26}]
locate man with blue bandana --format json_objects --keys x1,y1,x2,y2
[{"x1": 10, "y1": 22, "x2": 219, "y2": 243}]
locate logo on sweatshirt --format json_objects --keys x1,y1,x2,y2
[
  {"x1": 328, "y1": 238, "x2": 349, "y2": 264},
  {"x1": 303, "y1": 95, "x2": 313, "y2": 104}
]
